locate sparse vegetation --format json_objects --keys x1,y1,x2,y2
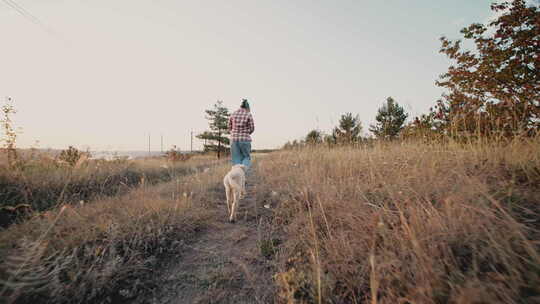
[
  {"x1": 261, "y1": 138, "x2": 540, "y2": 303},
  {"x1": 0, "y1": 164, "x2": 230, "y2": 304},
  {"x1": 0, "y1": 152, "x2": 219, "y2": 227},
  {"x1": 164, "y1": 145, "x2": 192, "y2": 162},
  {"x1": 284, "y1": 113, "x2": 364, "y2": 150},
  {"x1": 2, "y1": 138, "x2": 539, "y2": 303},
  {"x1": 1, "y1": 97, "x2": 20, "y2": 168},
  {"x1": 259, "y1": 238, "x2": 282, "y2": 259},
  {"x1": 1, "y1": 1, "x2": 538, "y2": 303}
]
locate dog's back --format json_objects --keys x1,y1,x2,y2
[
  {"x1": 224, "y1": 165, "x2": 247, "y2": 222},
  {"x1": 224, "y1": 165, "x2": 246, "y2": 195}
]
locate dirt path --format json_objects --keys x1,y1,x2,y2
[{"x1": 138, "y1": 166, "x2": 277, "y2": 304}]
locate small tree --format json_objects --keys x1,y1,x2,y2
[
  {"x1": 305, "y1": 129, "x2": 322, "y2": 145},
  {"x1": 197, "y1": 101, "x2": 230, "y2": 159},
  {"x1": 435, "y1": 0, "x2": 540, "y2": 137},
  {"x1": 334, "y1": 113, "x2": 362, "y2": 145},
  {"x1": 369, "y1": 97, "x2": 408, "y2": 140},
  {"x1": 58, "y1": 146, "x2": 84, "y2": 167}
]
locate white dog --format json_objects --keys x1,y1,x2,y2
[{"x1": 223, "y1": 164, "x2": 247, "y2": 223}]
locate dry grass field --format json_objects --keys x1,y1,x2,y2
[
  {"x1": 0, "y1": 161, "x2": 230, "y2": 303},
  {"x1": 260, "y1": 139, "x2": 540, "y2": 303},
  {"x1": 0, "y1": 138, "x2": 539, "y2": 303},
  {"x1": 0, "y1": 152, "x2": 221, "y2": 227},
  {"x1": 1, "y1": 0, "x2": 538, "y2": 302}
]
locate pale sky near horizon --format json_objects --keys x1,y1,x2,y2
[{"x1": 0, "y1": 1, "x2": 526, "y2": 151}]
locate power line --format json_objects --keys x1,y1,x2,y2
[
  {"x1": 3, "y1": 0, "x2": 44, "y2": 27},
  {"x1": 2, "y1": 0, "x2": 64, "y2": 40}
]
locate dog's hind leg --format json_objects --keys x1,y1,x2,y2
[
  {"x1": 224, "y1": 181, "x2": 232, "y2": 215},
  {"x1": 229, "y1": 189, "x2": 240, "y2": 223}
]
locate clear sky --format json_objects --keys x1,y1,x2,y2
[{"x1": 0, "y1": 0, "x2": 511, "y2": 151}]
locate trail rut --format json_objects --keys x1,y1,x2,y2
[{"x1": 137, "y1": 167, "x2": 277, "y2": 304}]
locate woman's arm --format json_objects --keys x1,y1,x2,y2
[{"x1": 248, "y1": 114, "x2": 255, "y2": 134}]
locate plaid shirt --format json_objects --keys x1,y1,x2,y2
[{"x1": 228, "y1": 108, "x2": 255, "y2": 142}]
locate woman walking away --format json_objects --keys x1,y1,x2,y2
[{"x1": 228, "y1": 99, "x2": 255, "y2": 168}]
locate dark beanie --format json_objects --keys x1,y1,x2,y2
[{"x1": 241, "y1": 99, "x2": 250, "y2": 109}]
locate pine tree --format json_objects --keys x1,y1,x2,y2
[
  {"x1": 305, "y1": 129, "x2": 322, "y2": 145},
  {"x1": 369, "y1": 97, "x2": 408, "y2": 139},
  {"x1": 196, "y1": 101, "x2": 230, "y2": 158},
  {"x1": 334, "y1": 113, "x2": 362, "y2": 144}
]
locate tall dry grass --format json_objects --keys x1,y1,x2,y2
[
  {"x1": 259, "y1": 138, "x2": 540, "y2": 303},
  {"x1": 0, "y1": 163, "x2": 231, "y2": 304},
  {"x1": 0, "y1": 153, "x2": 221, "y2": 227}
]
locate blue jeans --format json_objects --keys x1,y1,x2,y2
[{"x1": 231, "y1": 141, "x2": 251, "y2": 168}]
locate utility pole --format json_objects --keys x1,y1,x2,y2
[
  {"x1": 160, "y1": 134, "x2": 163, "y2": 153},
  {"x1": 148, "y1": 134, "x2": 151, "y2": 157},
  {"x1": 190, "y1": 130, "x2": 193, "y2": 153}
]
